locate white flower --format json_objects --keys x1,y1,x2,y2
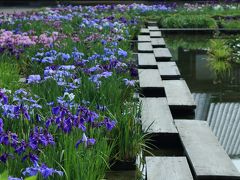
[
  {"x1": 213, "y1": 5, "x2": 223, "y2": 11},
  {"x1": 63, "y1": 92, "x2": 75, "y2": 101}
]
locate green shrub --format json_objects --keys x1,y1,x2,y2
[
  {"x1": 220, "y1": 20, "x2": 240, "y2": 29},
  {"x1": 0, "y1": 58, "x2": 21, "y2": 90},
  {"x1": 208, "y1": 40, "x2": 232, "y2": 76},
  {"x1": 159, "y1": 15, "x2": 217, "y2": 28}
]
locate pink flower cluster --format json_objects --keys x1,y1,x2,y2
[
  {"x1": 0, "y1": 30, "x2": 60, "y2": 48},
  {"x1": 38, "y1": 32, "x2": 59, "y2": 47},
  {"x1": 0, "y1": 30, "x2": 60, "y2": 56},
  {"x1": 0, "y1": 30, "x2": 36, "y2": 47}
]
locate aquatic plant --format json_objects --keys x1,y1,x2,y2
[{"x1": 208, "y1": 39, "x2": 232, "y2": 77}]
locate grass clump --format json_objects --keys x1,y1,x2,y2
[{"x1": 208, "y1": 39, "x2": 232, "y2": 77}]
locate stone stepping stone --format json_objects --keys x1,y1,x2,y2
[
  {"x1": 140, "y1": 28, "x2": 150, "y2": 35},
  {"x1": 138, "y1": 42, "x2": 153, "y2": 53},
  {"x1": 141, "y1": 97, "x2": 177, "y2": 135},
  {"x1": 138, "y1": 53, "x2": 157, "y2": 69},
  {"x1": 138, "y1": 35, "x2": 151, "y2": 42},
  {"x1": 146, "y1": 156, "x2": 194, "y2": 180},
  {"x1": 163, "y1": 80, "x2": 196, "y2": 111},
  {"x1": 153, "y1": 48, "x2": 172, "y2": 61},
  {"x1": 157, "y1": 62, "x2": 181, "y2": 80},
  {"x1": 150, "y1": 31, "x2": 162, "y2": 38},
  {"x1": 151, "y1": 38, "x2": 165, "y2": 48},
  {"x1": 138, "y1": 69, "x2": 164, "y2": 97},
  {"x1": 148, "y1": 26, "x2": 160, "y2": 31},
  {"x1": 175, "y1": 120, "x2": 240, "y2": 180},
  {"x1": 147, "y1": 21, "x2": 158, "y2": 26}
]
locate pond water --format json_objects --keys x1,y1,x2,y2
[{"x1": 165, "y1": 34, "x2": 240, "y2": 170}]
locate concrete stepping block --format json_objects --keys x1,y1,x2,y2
[
  {"x1": 147, "y1": 21, "x2": 158, "y2": 26},
  {"x1": 153, "y1": 48, "x2": 172, "y2": 61},
  {"x1": 151, "y1": 38, "x2": 165, "y2": 48},
  {"x1": 157, "y1": 62, "x2": 181, "y2": 80},
  {"x1": 140, "y1": 28, "x2": 150, "y2": 35},
  {"x1": 138, "y1": 42, "x2": 153, "y2": 53},
  {"x1": 150, "y1": 31, "x2": 162, "y2": 38},
  {"x1": 163, "y1": 80, "x2": 196, "y2": 110},
  {"x1": 148, "y1": 26, "x2": 160, "y2": 31},
  {"x1": 175, "y1": 120, "x2": 240, "y2": 180},
  {"x1": 138, "y1": 53, "x2": 157, "y2": 69},
  {"x1": 138, "y1": 35, "x2": 151, "y2": 42},
  {"x1": 146, "y1": 156, "x2": 194, "y2": 180},
  {"x1": 141, "y1": 97, "x2": 177, "y2": 134},
  {"x1": 138, "y1": 69, "x2": 164, "y2": 97}
]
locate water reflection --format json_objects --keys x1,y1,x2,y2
[{"x1": 166, "y1": 37, "x2": 240, "y2": 159}]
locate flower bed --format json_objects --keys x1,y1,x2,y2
[{"x1": 0, "y1": 4, "x2": 146, "y2": 180}]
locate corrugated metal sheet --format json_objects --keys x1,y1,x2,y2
[
  {"x1": 206, "y1": 103, "x2": 240, "y2": 156},
  {"x1": 193, "y1": 93, "x2": 240, "y2": 156}
]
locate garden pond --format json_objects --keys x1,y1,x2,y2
[{"x1": 165, "y1": 33, "x2": 240, "y2": 170}]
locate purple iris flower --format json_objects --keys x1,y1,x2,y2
[
  {"x1": 52, "y1": 106, "x2": 60, "y2": 115},
  {"x1": 0, "y1": 91, "x2": 8, "y2": 104},
  {"x1": 101, "y1": 71, "x2": 112, "y2": 78},
  {"x1": 29, "y1": 127, "x2": 55, "y2": 150},
  {"x1": 59, "y1": 65, "x2": 75, "y2": 70},
  {"x1": 75, "y1": 133, "x2": 96, "y2": 148},
  {"x1": 36, "y1": 114, "x2": 41, "y2": 122},
  {"x1": 23, "y1": 162, "x2": 63, "y2": 179},
  {"x1": 15, "y1": 140, "x2": 27, "y2": 155},
  {"x1": 29, "y1": 153, "x2": 39, "y2": 163},
  {"x1": 123, "y1": 78, "x2": 136, "y2": 86},
  {"x1": 0, "y1": 118, "x2": 3, "y2": 133},
  {"x1": 103, "y1": 117, "x2": 116, "y2": 131},
  {"x1": 0, "y1": 153, "x2": 8, "y2": 163},
  {"x1": 0, "y1": 132, "x2": 20, "y2": 155},
  {"x1": 61, "y1": 53, "x2": 71, "y2": 61},
  {"x1": 15, "y1": 89, "x2": 27, "y2": 96},
  {"x1": 27, "y1": 75, "x2": 41, "y2": 84},
  {"x1": 101, "y1": 39, "x2": 107, "y2": 45},
  {"x1": 72, "y1": 50, "x2": 84, "y2": 61},
  {"x1": 129, "y1": 67, "x2": 138, "y2": 77},
  {"x1": 118, "y1": 48, "x2": 127, "y2": 57}
]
